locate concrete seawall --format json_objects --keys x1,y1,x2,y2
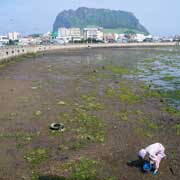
[{"x1": 0, "y1": 42, "x2": 179, "y2": 62}]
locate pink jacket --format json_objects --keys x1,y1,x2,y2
[{"x1": 145, "y1": 143, "x2": 166, "y2": 169}]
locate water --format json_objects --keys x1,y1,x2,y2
[
  {"x1": 87, "y1": 47, "x2": 180, "y2": 109},
  {"x1": 136, "y1": 47, "x2": 180, "y2": 108}
]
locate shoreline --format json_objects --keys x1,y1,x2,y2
[{"x1": 0, "y1": 42, "x2": 179, "y2": 62}]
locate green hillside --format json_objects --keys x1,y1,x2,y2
[{"x1": 53, "y1": 7, "x2": 149, "y2": 35}]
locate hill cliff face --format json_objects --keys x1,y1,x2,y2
[{"x1": 53, "y1": 7, "x2": 149, "y2": 34}]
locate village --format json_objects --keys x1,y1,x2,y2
[{"x1": 0, "y1": 27, "x2": 180, "y2": 47}]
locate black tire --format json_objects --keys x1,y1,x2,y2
[{"x1": 50, "y1": 123, "x2": 64, "y2": 130}]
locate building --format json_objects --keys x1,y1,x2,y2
[
  {"x1": 173, "y1": 35, "x2": 180, "y2": 42},
  {"x1": 104, "y1": 33, "x2": 116, "y2": 43},
  {"x1": 134, "y1": 34, "x2": 146, "y2": 42},
  {"x1": 8, "y1": 32, "x2": 20, "y2": 41},
  {"x1": 0, "y1": 35, "x2": 9, "y2": 44},
  {"x1": 58, "y1": 28, "x2": 81, "y2": 42},
  {"x1": 83, "y1": 28, "x2": 104, "y2": 41},
  {"x1": 115, "y1": 34, "x2": 128, "y2": 43}
]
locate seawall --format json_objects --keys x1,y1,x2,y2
[{"x1": 0, "y1": 42, "x2": 179, "y2": 62}]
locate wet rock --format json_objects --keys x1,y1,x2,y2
[
  {"x1": 169, "y1": 167, "x2": 175, "y2": 175},
  {"x1": 60, "y1": 156, "x2": 69, "y2": 161},
  {"x1": 160, "y1": 99, "x2": 164, "y2": 102}
]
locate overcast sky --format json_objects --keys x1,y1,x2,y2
[{"x1": 0, "y1": 0, "x2": 179, "y2": 36}]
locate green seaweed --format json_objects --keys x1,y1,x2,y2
[
  {"x1": 106, "y1": 64, "x2": 129, "y2": 75},
  {"x1": 24, "y1": 148, "x2": 49, "y2": 167},
  {"x1": 105, "y1": 88, "x2": 116, "y2": 97},
  {"x1": 165, "y1": 106, "x2": 180, "y2": 116},
  {"x1": 81, "y1": 95, "x2": 103, "y2": 111},
  {"x1": 143, "y1": 58, "x2": 157, "y2": 63},
  {"x1": 57, "y1": 104, "x2": 106, "y2": 150},
  {"x1": 116, "y1": 111, "x2": 129, "y2": 121},
  {"x1": 118, "y1": 85, "x2": 140, "y2": 104},
  {"x1": 70, "y1": 157, "x2": 100, "y2": 180},
  {"x1": 162, "y1": 75, "x2": 176, "y2": 81},
  {"x1": 174, "y1": 124, "x2": 180, "y2": 135}
]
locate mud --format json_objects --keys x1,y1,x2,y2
[{"x1": 0, "y1": 48, "x2": 179, "y2": 180}]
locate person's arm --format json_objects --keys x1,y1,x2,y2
[
  {"x1": 153, "y1": 156, "x2": 161, "y2": 175},
  {"x1": 153, "y1": 169, "x2": 158, "y2": 175}
]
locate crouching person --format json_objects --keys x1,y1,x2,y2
[{"x1": 138, "y1": 142, "x2": 166, "y2": 175}]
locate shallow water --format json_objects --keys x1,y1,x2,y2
[
  {"x1": 135, "y1": 47, "x2": 180, "y2": 108},
  {"x1": 84, "y1": 47, "x2": 180, "y2": 109}
]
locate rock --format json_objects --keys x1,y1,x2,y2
[
  {"x1": 31, "y1": 86, "x2": 38, "y2": 90},
  {"x1": 57, "y1": 101, "x2": 66, "y2": 105},
  {"x1": 35, "y1": 110, "x2": 42, "y2": 116}
]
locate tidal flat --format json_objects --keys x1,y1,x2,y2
[{"x1": 0, "y1": 47, "x2": 179, "y2": 180}]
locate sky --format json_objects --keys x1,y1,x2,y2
[{"x1": 0, "y1": 0, "x2": 179, "y2": 36}]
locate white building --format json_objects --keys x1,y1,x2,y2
[
  {"x1": 83, "y1": 28, "x2": 104, "y2": 41},
  {"x1": 115, "y1": 34, "x2": 128, "y2": 43},
  {"x1": 58, "y1": 28, "x2": 81, "y2": 42},
  {"x1": 8, "y1": 32, "x2": 20, "y2": 41},
  {"x1": 43, "y1": 31, "x2": 51, "y2": 38},
  {"x1": 134, "y1": 34, "x2": 146, "y2": 42},
  {"x1": 0, "y1": 35, "x2": 9, "y2": 44}
]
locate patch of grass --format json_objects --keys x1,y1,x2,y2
[
  {"x1": 103, "y1": 28, "x2": 145, "y2": 34},
  {"x1": 0, "y1": 54, "x2": 28, "y2": 67},
  {"x1": 15, "y1": 132, "x2": 39, "y2": 141},
  {"x1": 116, "y1": 111, "x2": 129, "y2": 121},
  {"x1": 105, "y1": 82, "x2": 141, "y2": 104},
  {"x1": 59, "y1": 144, "x2": 69, "y2": 151},
  {"x1": 118, "y1": 85, "x2": 140, "y2": 104},
  {"x1": 146, "y1": 121, "x2": 158, "y2": 131},
  {"x1": 169, "y1": 151, "x2": 177, "y2": 159},
  {"x1": 17, "y1": 96, "x2": 29, "y2": 103},
  {"x1": 174, "y1": 124, "x2": 180, "y2": 135},
  {"x1": 143, "y1": 58, "x2": 157, "y2": 63},
  {"x1": 0, "y1": 132, "x2": 39, "y2": 149},
  {"x1": 106, "y1": 64, "x2": 129, "y2": 75},
  {"x1": 23, "y1": 53, "x2": 39, "y2": 58},
  {"x1": 162, "y1": 75, "x2": 176, "y2": 81},
  {"x1": 118, "y1": 93, "x2": 140, "y2": 104},
  {"x1": 69, "y1": 157, "x2": 101, "y2": 180},
  {"x1": 165, "y1": 106, "x2": 180, "y2": 116},
  {"x1": 81, "y1": 95, "x2": 103, "y2": 111},
  {"x1": 134, "y1": 110, "x2": 144, "y2": 116},
  {"x1": 31, "y1": 170, "x2": 40, "y2": 180},
  {"x1": 134, "y1": 116, "x2": 159, "y2": 137},
  {"x1": 58, "y1": 107, "x2": 106, "y2": 150},
  {"x1": 88, "y1": 74, "x2": 98, "y2": 82},
  {"x1": 51, "y1": 157, "x2": 117, "y2": 180},
  {"x1": 144, "y1": 89, "x2": 162, "y2": 99},
  {"x1": 0, "y1": 64, "x2": 6, "y2": 68},
  {"x1": 105, "y1": 88, "x2": 116, "y2": 97},
  {"x1": 134, "y1": 127, "x2": 153, "y2": 138},
  {"x1": 73, "y1": 108, "x2": 106, "y2": 143},
  {"x1": 139, "y1": 118, "x2": 158, "y2": 130},
  {"x1": 24, "y1": 148, "x2": 49, "y2": 167},
  {"x1": 105, "y1": 177, "x2": 118, "y2": 180}
]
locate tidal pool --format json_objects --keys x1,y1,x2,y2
[
  {"x1": 80, "y1": 47, "x2": 180, "y2": 109},
  {"x1": 135, "y1": 46, "x2": 180, "y2": 109}
]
